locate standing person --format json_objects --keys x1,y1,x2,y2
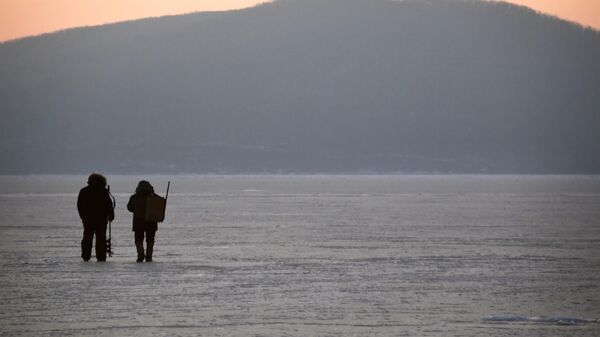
[
  {"x1": 127, "y1": 181, "x2": 160, "y2": 262},
  {"x1": 77, "y1": 173, "x2": 115, "y2": 262}
]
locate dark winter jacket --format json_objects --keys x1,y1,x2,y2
[
  {"x1": 77, "y1": 185, "x2": 115, "y2": 224},
  {"x1": 127, "y1": 191, "x2": 159, "y2": 232}
]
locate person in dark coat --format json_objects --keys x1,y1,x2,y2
[
  {"x1": 77, "y1": 173, "x2": 115, "y2": 262},
  {"x1": 127, "y1": 181, "x2": 159, "y2": 262}
]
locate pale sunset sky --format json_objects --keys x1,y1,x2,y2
[{"x1": 0, "y1": 0, "x2": 599, "y2": 43}]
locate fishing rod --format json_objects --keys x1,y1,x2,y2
[
  {"x1": 107, "y1": 185, "x2": 116, "y2": 257},
  {"x1": 163, "y1": 181, "x2": 170, "y2": 221}
]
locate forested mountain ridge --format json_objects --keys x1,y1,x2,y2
[{"x1": 1, "y1": 0, "x2": 599, "y2": 174}]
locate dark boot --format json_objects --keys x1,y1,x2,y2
[
  {"x1": 135, "y1": 242, "x2": 145, "y2": 262},
  {"x1": 146, "y1": 242, "x2": 153, "y2": 262}
]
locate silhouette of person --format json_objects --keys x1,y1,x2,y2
[
  {"x1": 127, "y1": 181, "x2": 160, "y2": 262},
  {"x1": 77, "y1": 173, "x2": 115, "y2": 262}
]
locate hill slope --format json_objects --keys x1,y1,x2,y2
[{"x1": 1, "y1": 0, "x2": 599, "y2": 174}]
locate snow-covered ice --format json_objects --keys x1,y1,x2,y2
[{"x1": 0, "y1": 175, "x2": 599, "y2": 336}]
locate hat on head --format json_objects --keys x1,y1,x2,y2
[
  {"x1": 87, "y1": 173, "x2": 107, "y2": 187},
  {"x1": 136, "y1": 180, "x2": 154, "y2": 194}
]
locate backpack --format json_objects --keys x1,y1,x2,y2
[{"x1": 145, "y1": 195, "x2": 167, "y2": 222}]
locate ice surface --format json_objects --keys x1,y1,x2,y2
[{"x1": 0, "y1": 175, "x2": 599, "y2": 336}]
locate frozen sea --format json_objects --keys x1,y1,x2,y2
[{"x1": 0, "y1": 175, "x2": 599, "y2": 336}]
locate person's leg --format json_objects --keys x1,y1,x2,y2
[
  {"x1": 134, "y1": 230, "x2": 145, "y2": 262},
  {"x1": 81, "y1": 223, "x2": 94, "y2": 261},
  {"x1": 95, "y1": 222, "x2": 107, "y2": 261},
  {"x1": 145, "y1": 230, "x2": 156, "y2": 262}
]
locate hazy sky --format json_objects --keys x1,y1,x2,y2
[{"x1": 1, "y1": 0, "x2": 599, "y2": 42}]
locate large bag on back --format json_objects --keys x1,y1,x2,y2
[{"x1": 145, "y1": 195, "x2": 166, "y2": 222}]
